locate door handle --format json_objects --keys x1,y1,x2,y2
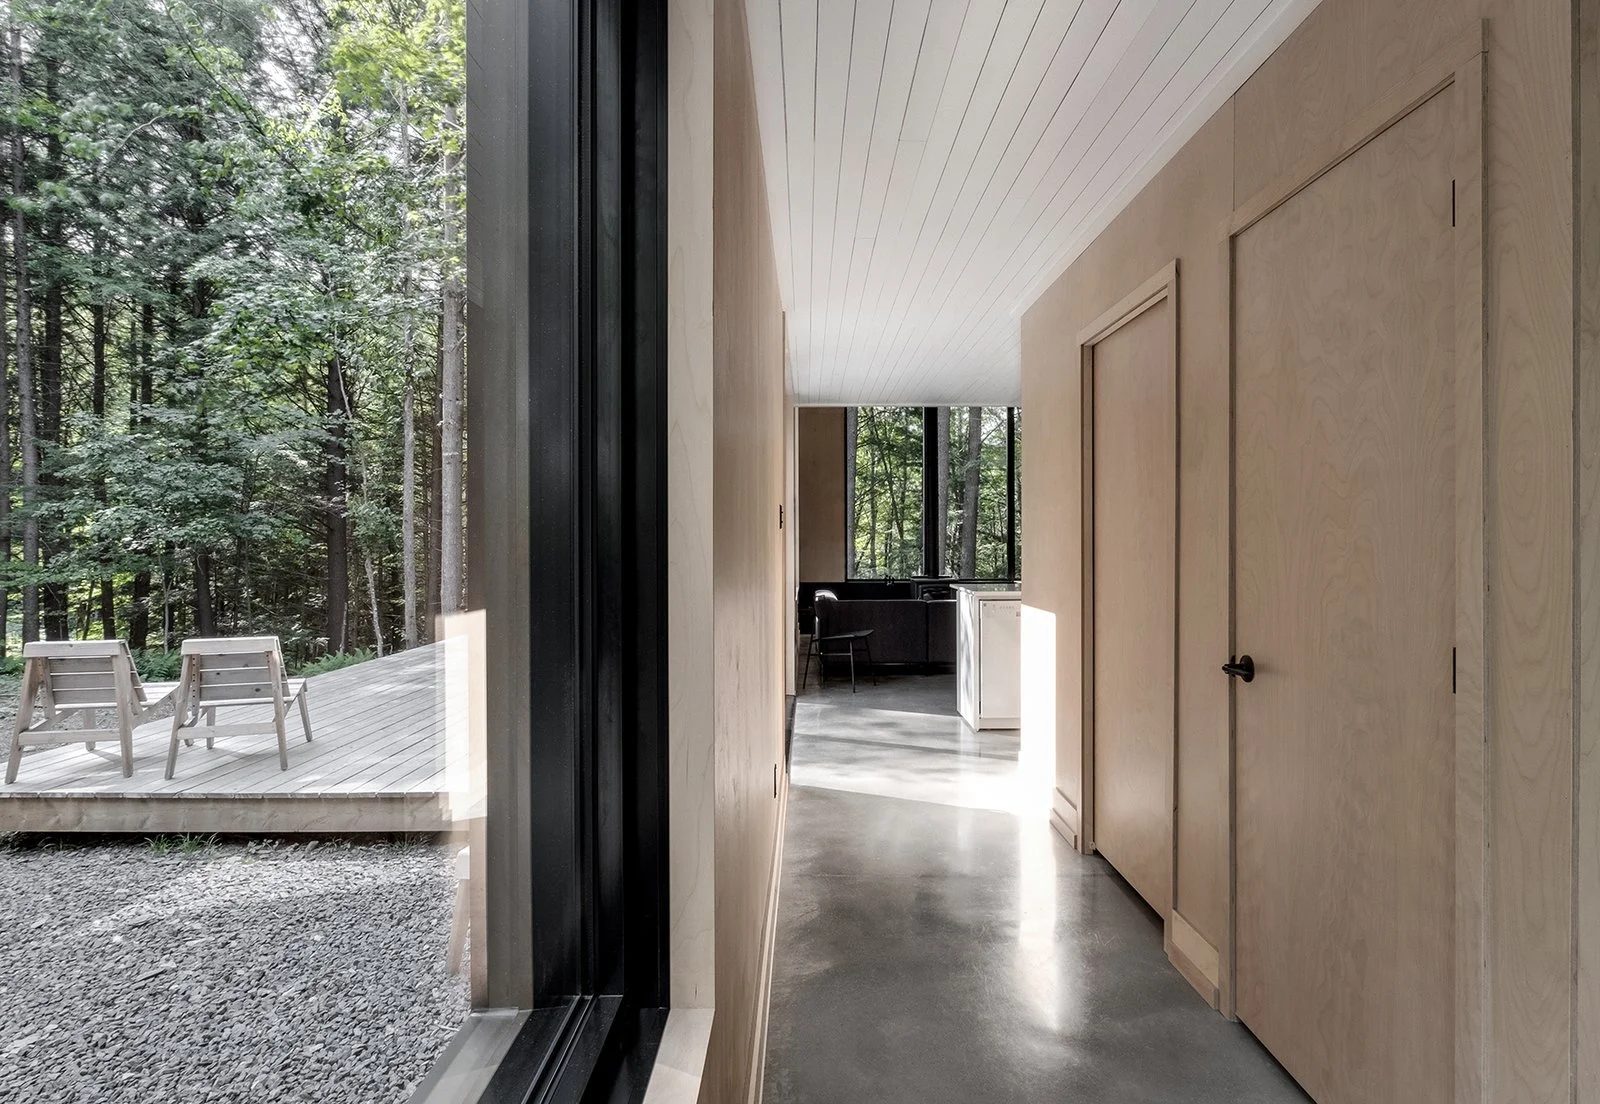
[{"x1": 1222, "y1": 655, "x2": 1255, "y2": 682}]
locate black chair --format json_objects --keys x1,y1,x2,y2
[{"x1": 801, "y1": 590, "x2": 877, "y2": 693}]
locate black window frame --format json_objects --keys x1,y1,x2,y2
[{"x1": 465, "y1": 0, "x2": 670, "y2": 1098}]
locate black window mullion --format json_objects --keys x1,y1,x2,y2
[
  {"x1": 474, "y1": 0, "x2": 669, "y2": 1097},
  {"x1": 524, "y1": 0, "x2": 584, "y2": 1007}
]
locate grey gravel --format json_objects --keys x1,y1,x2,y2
[{"x1": 0, "y1": 837, "x2": 470, "y2": 1103}]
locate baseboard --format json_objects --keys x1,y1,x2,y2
[
  {"x1": 745, "y1": 767, "x2": 790, "y2": 1104},
  {"x1": 1168, "y1": 910, "x2": 1222, "y2": 1009},
  {"x1": 1049, "y1": 787, "x2": 1080, "y2": 849}
]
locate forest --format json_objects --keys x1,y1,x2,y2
[
  {"x1": 0, "y1": 0, "x2": 464, "y2": 667},
  {"x1": 846, "y1": 406, "x2": 1019, "y2": 581}
]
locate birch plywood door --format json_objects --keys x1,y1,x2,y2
[
  {"x1": 1232, "y1": 87, "x2": 1456, "y2": 1104},
  {"x1": 1091, "y1": 297, "x2": 1175, "y2": 917}
]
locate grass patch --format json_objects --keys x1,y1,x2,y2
[{"x1": 144, "y1": 833, "x2": 219, "y2": 855}]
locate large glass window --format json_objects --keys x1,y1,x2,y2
[
  {"x1": 845, "y1": 406, "x2": 924, "y2": 578},
  {"x1": 0, "y1": 0, "x2": 478, "y2": 1095},
  {"x1": 936, "y1": 406, "x2": 1016, "y2": 579},
  {"x1": 845, "y1": 405, "x2": 1019, "y2": 580}
]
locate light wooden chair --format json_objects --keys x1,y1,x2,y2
[
  {"x1": 5, "y1": 640, "x2": 180, "y2": 783},
  {"x1": 164, "y1": 636, "x2": 312, "y2": 779}
]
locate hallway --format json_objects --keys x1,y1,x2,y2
[{"x1": 763, "y1": 676, "x2": 1308, "y2": 1104}]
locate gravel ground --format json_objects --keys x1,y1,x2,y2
[{"x1": 0, "y1": 837, "x2": 470, "y2": 1103}]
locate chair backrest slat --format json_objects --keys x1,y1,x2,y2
[
  {"x1": 195, "y1": 654, "x2": 273, "y2": 674},
  {"x1": 48, "y1": 671, "x2": 119, "y2": 693},
  {"x1": 47, "y1": 687, "x2": 122, "y2": 706}
]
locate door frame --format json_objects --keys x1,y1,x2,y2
[
  {"x1": 1075, "y1": 259, "x2": 1181, "y2": 930},
  {"x1": 1221, "y1": 25, "x2": 1486, "y2": 1098}
]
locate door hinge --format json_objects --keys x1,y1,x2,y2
[
  {"x1": 778, "y1": 504, "x2": 785, "y2": 530},
  {"x1": 1451, "y1": 179, "x2": 1456, "y2": 227},
  {"x1": 1452, "y1": 647, "x2": 1457, "y2": 694}
]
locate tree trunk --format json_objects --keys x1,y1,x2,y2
[
  {"x1": 38, "y1": 56, "x2": 64, "y2": 640},
  {"x1": 128, "y1": 571, "x2": 149, "y2": 652},
  {"x1": 91, "y1": 283, "x2": 113, "y2": 641},
  {"x1": 402, "y1": 376, "x2": 417, "y2": 646},
  {"x1": 11, "y1": 27, "x2": 37, "y2": 646},
  {"x1": 161, "y1": 548, "x2": 173, "y2": 649},
  {"x1": 844, "y1": 407, "x2": 857, "y2": 577},
  {"x1": 865, "y1": 412, "x2": 906, "y2": 575},
  {"x1": 935, "y1": 407, "x2": 950, "y2": 575},
  {"x1": 126, "y1": 304, "x2": 154, "y2": 650},
  {"x1": 325, "y1": 353, "x2": 349, "y2": 653},
  {"x1": 364, "y1": 550, "x2": 384, "y2": 658},
  {"x1": 0, "y1": 177, "x2": 10, "y2": 658},
  {"x1": 439, "y1": 100, "x2": 465, "y2": 616},
  {"x1": 960, "y1": 406, "x2": 982, "y2": 577},
  {"x1": 398, "y1": 90, "x2": 418, "y2": 649},
  {"x1": 193, "y1": 550, "x2": 216, "y2": 636},
  {"x1": 425, "y1": 356, "x2": 442, "y2": 641}
]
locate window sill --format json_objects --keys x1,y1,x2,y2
[
  {"x1": 409, "y1": 1009, "x2": 529, "y2": 1103},
  {"x1": 642, "y1": 1009, "x2": 715, "y2": 1104}
]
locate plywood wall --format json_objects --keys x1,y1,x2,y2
[
  {"x1": 1023, "y1": 107, "x2": 1234, "y2": 947},
  {"x1": 667, "y1": 0, "x2": 717, "y2": 1014},
  {"x1": 1580, "y1": 2, "x2": 1600, "y2": 1099},
  {"x1": 705, "y1": 0, "x2": 789, "y2": 1098},
  {"x1": 797, "y1": 407, "x2": 847, "y2": 581},
  {"x1": 1020, "y1": 0, "x2": 1576, "y2": 1098}
]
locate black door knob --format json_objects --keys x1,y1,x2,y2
[{"x1": 1222, "y1": 655, "x2": 1255, "y2": 682}]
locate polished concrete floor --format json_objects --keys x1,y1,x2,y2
[{"x1": 764, "y1": 674, "x2": 1310, "y2": 1104}]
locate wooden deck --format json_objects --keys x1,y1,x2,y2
[{"x1": 0, "y1": 644, "x2": 456, "y2": 834}]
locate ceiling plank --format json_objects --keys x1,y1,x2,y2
[{"x1": 753, "y1": 0, "x2": 1322, "y2": 404}]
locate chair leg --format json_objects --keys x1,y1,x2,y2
[
  {"x1": 165, "y1": 717, "x2": 185, "y2": 781},
  {"x1": 272, "y1": 704, "x2": 290, "y2": 771},
  {"x1": 7, "y1": 663, "x2": 39, "y2": 784},
  {"x1": 298, "y1": 690, "x2": 313, "y2": 742},
  {"x1": 118, "y1": 713, "x2": 134, "y2": 779},
  {"x1": 800, "y1": 639, "x2": 812, "y2": 691},
  {"x1": 848, "y1": 646, "x2": 857, "y2": 693},
  {"x1": 204, "y1": 706, "x2": 216, "y2": 750},
  {"x1": 4, "y1": 733, "x2": 23, "y2": 785}
]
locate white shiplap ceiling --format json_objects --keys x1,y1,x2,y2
[{"x1": 746, "y1": 0, "x2": 1321, "y2": 405}]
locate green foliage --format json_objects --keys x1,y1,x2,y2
[
  {"x1": 848, "y1": 407, "x2": 925, "y2": 578},
  {"x1": 295, "y1": 648, "x2": 372, "y2": 677},
  {"x1": 939, "y1": 407, "x2": 1017, "y2": 580},
  {"x1": 131, "y1": 649, "x2": 181, "y2": 682},
  {"x1": 0, "y1": 0, "x2": 465, "y2": 663}
]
